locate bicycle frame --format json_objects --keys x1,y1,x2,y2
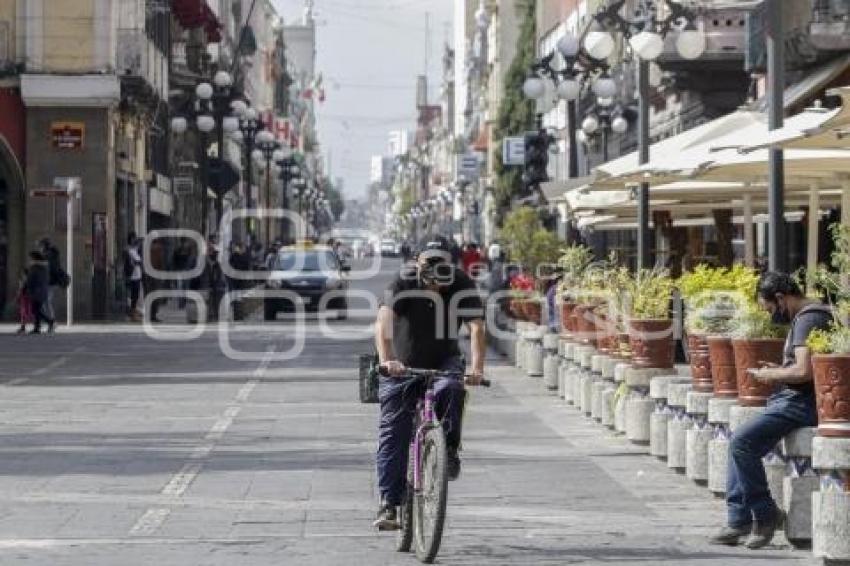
[{"x1": 411, "y1": 385, "x2": 438, "y2": 492}]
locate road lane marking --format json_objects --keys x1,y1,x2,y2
[
  {"x1": 31, "y1": 356, "x2": 69, "y2": 376},
  {"x1": 128, "y1": 346, "x2": 276, "y2": 537}
]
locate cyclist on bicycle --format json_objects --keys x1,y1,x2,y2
[{"x1": 373, "y1": 235, "x2": 486, "y2": 530}]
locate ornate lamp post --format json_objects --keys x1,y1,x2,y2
[
  {"x1": 229, "y1": 100, "x2": 262, "y2": 239},
  {"x1": 252, "y1": 130, "x2": 282, "y2": 244},
  {"x1": 580, "y1": 97, "x2": 630, "y2": 163},
  {"x1": 586, "y1": 0, "x2": 706, "y2": 268}
]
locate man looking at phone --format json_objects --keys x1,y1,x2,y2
[
  {"x1": 373, "y1": 235, "x2": 486, "y2": 530},
  {"x1": 710, "y1": 272, "x2": 832, "y2": 549}
]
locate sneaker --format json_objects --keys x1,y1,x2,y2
[
  {"x1": 709, "y1": 525, "x2": 752, "y2": 546},
  {"x1": 447, "y1": 447, "x2": 461, "y2": 481},
  {"x1": 373, "y1": 502, "x2": 399, "y2": 531},
  {"x1": 47, "y1": 322, "x2": 55, "y2": 334},
  {"x1": 745, "y1": 509, "x2": 784, "y2": 550}
]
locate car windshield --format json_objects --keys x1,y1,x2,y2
[{"x1": 275, "y1": 251, "x2": 337, "y2": 272}]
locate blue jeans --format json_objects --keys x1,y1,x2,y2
[
  {"x1": 726, "y1": 387, "x2": 817, "y2": 527},
  {"x1": 376, "y1": 356, "x2": 466, "y2": 506}
]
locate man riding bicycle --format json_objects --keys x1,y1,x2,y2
[{"x1": 373, "y1": 235, "x2": 487, "y2": 530}]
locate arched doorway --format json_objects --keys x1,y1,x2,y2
[{"x1": 0, "y1": 136, "x2": 25, "y2": 321}]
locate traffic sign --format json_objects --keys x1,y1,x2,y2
[
  {"x1": 502, "y1": 137, "x2": 526, "y2": 166},
  {"x1": 457, "y1": 153, "x2": 480, "y2": 180}
]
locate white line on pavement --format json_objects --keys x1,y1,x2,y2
[
  {"x1": 31, "y1": 356, "x2": 68, "y2": 376},
  {"x1": 127, "y1": 346, "x2": 276, "y2": 537}
]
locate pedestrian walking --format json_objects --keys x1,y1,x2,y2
[
  {"x1": 14, "y1": 268, "x2": 34, "y2": 335},
  {"x1": 123, "y1": 233, "x2": 143, "y2": 321},
  {"x1": 192, "y1": 243, "x2": 226, "y2": 322},
  {"x1": 38, "y1": 237, "x2": 67, "y2": 329},
  {"x1": 25, "y1": 251, "x2": 54, "y2": 334},
  {"x1": 172, "y1": 238, "x2": 193, "y2": 309},
  {"x1": 145, "y1": 237, "x2": 167, "y2": 322}
]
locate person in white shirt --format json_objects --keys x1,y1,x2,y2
[{"x1": 123, "y1": 234, "x2": 143, "y2": 321}]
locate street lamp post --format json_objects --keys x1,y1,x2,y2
[
  {"x1": 587, "y1": 0, "x2": 706, "y2": 269},
  {"x1": 254, "y1": 131, "x2": 282, "y2": 245},
  {"x1": 766, "y1": 0, "x2": 786, "y2": 271},
  {"x1": 230, "y1": 101, "x2": 261, "y2": 240},
  {"x1": 171, "y1": 70, "x2": 241, "y2": 238},
  {"x1": 278, "y1": 155, "x2": 302, "y2": 243}
]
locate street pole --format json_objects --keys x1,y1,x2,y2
[
  {"x1": 199, "y1": 132, "x2": 209, "y2": 238},
  {"x1": 567, "y1": 100, "x2": 579, "y2": 178},
  {"x1": 244, "y1": 137, "x2": 254, "y2": 238},
  {"x1": 637, "y1": 59, "x2": 651, "y2": 271},
  {"x1": 265, "y1": 155, "x2": 273, "y2": 244},
  {"x1": 767, "y1": 0, "x2": 786, "y2": 272},
  {"x1": 216, "y1": 120, "x2": 225, "y2": 236}
]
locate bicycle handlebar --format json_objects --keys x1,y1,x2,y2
[{"x1": 378, "y1": 364, "x2": 491, "y2": 388}]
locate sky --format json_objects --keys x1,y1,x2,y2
[{"x1": 271, "y1": 0, "x2": 455, "y2": 201}]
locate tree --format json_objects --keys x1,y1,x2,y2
[
  {"x1": 493, "y1": 0, "x2": 537, "y2": 210},
  {"x1": 322, "y1": 178, "x2": 345, "y2": 220}
]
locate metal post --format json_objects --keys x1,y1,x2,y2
[
  {"x1": 767, "y1": 0, "x2": 786, "y2": 272},
  {"x1": 244, "y1": 136, "x2": 254, "y2": 237},
  {"x1": 637, "y1": 59, "x2": 651, "y2": 270},
  {"x1": 265, "y1": 156, "x2": 273, "y2": 244},
  {"x1": 66, "y1": 187, "x2": 75, "y2": 326},
  {"x1": 199, "y1": 132, "x2": 209, "y2": 238},
  {"x1": 743, "y1": 194, "x2": 755, "y2": 267},
  {"x1": 602, "y1": 125, "x2": 610, "y2": 164},
  {"x1": 567, "y1": 100, "x2": 579, "y2": 179},
  {"x1": 216, "y1": 121, "x2": 226, "y2": 235},
  {"x1": 807, "y1": 183, "x2": 820, "y2": 288}
]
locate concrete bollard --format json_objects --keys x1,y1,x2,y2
[
  {"x1": 560, "y1": 341, "x2": 576, "y2": 403},
  {"x1": 666, "y1": 382, "x2": 693, "y2": 473},
  {"x1": 613, "y1": 362, "x2": 630, "y2": 434},
  {"x1": 527, "y1": 340, "x2": 544, "y2": 377},
  {"x1": 812, "y1": 436, "x2": 850, "y2": 563},
  {"x1": 707, "y1": 397, "x2": 738, "y2": 497},
  {"x1": 590, "y1": 355, "x2": 608, "y2": 422},
  {"x1": 625, "y1": 368, "x2": 668, "y2": 446},
  {"x1": 781, "y1": 427, "x2": 817, "y2": 548},
  {"x1": 543, "y1": 333, "x2": 560, "y2": 390},
  {"x1": 649, "y1": 375, "x2": 691, "y2": 459},
  {"x1": 685, "y1": 390, "x2": 713, "y2": 485}
]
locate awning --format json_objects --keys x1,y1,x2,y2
[
  {"x1": 472, "y1": 127, "x2": 489, "y2": 153},
  {"x1": 752, "y1": 54, "x2": 850, "y2": 113},
  {"x1": 735, "y1": 86, "x2": 850, "y2": 152},
  {"x1": 540, "y1": 175, "x2": 596, "y2": 203},
  {"x1": 592, "y1": 111, "x2": 764, "y2": 186},
  {"x1": 171, "y1": 0, "x2": 222, "y2": 41}
]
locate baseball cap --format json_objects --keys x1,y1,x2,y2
[{"x1": 417, "y1": 235, "x2": 452, "y2": 263}]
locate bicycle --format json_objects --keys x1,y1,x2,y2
[{"x1": 378, "y1": 365, "x2": 491, "y2": 564}]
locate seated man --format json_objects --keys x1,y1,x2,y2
[
  {"x1": 711, "y1": 272, "x2": 832, "y2": 549},
  {"x1": 373, "y1": 235, "x2": 486, "y2": 530}
]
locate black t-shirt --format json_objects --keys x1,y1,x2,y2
[
  {"x1": 383, "y1": 265, "x2": 484, "y2": 369},
  {"x1": 783, "y1": 303, "x2": 833, "y2": 394}
]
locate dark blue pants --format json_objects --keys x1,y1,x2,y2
[
  {"x1": 726, "y1": 387, "x2": 817, "y2": 527},
  {"x1": 376, "y1": 356, "x2": 466, "y2": 506}
]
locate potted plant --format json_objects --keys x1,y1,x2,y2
[
  {"x1": 730, "y1": 304, "x2": 788, "y2": 406},
  {"x1": 807, "y1": 224, "x2": 850, "y2": 438},
  {"x1": 557, "y1": 244, "x2": 594, "y2": 336},
  {"x1": 679, "y1": 264, "x2": 760, "y2": 393},
  {"x1": 626, "y1": 268, "x2": 675, "y2": 369}
]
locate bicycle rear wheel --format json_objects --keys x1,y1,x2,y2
[{"x1": 413, "y1": 426, "x2": 448, "y2": 563}]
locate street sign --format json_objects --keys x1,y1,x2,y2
[
  {"x1": 457, "y1": 153, "x2": 480, "y2": 180},
  {"x1": 30, "y1": 187, "x2": 71, "y2": 198},
  {"x1": 502, "y1": 136, "x2": 526, "y2": 166},
  {"x1": 51, "y1": 122, "x2": 85, "y2": 150},
  {"x1": 207, "y1": 158, "x2": 240, "y2": 196}
]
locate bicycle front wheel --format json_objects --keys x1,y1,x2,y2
[{"x1": 413, "y1": 426, "x2": 448, "y2": 563}]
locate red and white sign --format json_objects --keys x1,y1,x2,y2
[{"x1": 259, "y1": 112, "x2": 300, "y2": 148}]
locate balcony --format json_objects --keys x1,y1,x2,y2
[
  {"x1": 659, "y1": 8, "x2": 748, "y2": 70},
  {"x1": 810, "y1": 0, "x2": 850, "y2": 51},
  {"x1": 116, "y1": 29, "x2": 169, "y2": 101}
]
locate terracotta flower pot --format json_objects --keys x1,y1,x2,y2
[
  {"x1": 560, "y1": 301, "x2": 577, "y2": 334},
  {"x1": 573, "y1": 304, "x2": 598, "y2": 346},
  {"x1": 732, "y1": 338, "x2": 784, "y2": 407},
  {"x1": 595, "y1": 312, "x2": 613, "y2": 354},
  {"x1": 687, "y1": 334, "x2": 714, "y2": 393},
  {"x1": 618, "y1": 332, "x2": 631, "y2": 359},
  {"x1": 509, "y1": 298, "x2": 521, "y2": 320},
  {"x1": 812, "y1": 355, "x2": 850, "y2": 438},
  {"x1": 628, "y1": 319, "x2": 674, "y2": 369},
  {"x1": 520, "y1": 300, "x2": 542, "y2": 326},
  {"x1": 707, "y1": 336, "x2": 737, "y2": 397}
]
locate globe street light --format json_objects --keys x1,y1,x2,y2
[{"x1": 588, "y1": 0, "x2": 706, "y2": 268}]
